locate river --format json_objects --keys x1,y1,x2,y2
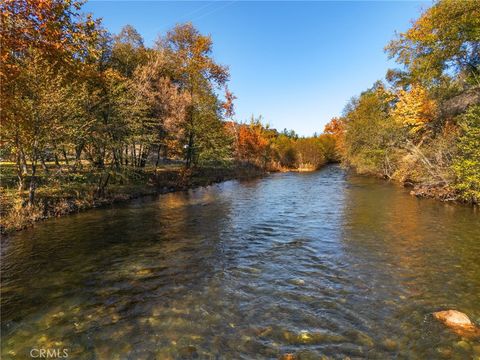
[{"x1": 1, "y1": 165, "x2": 479, "y2": 359}]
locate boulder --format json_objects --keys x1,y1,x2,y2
[
  {"x1": 433, "y1": 310, "x2": 480, "y2": 339},
  {"x1": 433, "y1": 310, "x2": 473, "y2": 327}
]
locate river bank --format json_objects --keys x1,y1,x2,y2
[
  {"x1": 0, "y1": 164, "x2": 268, "y2": 235},
  {"x1": 407, "y1": 182, "x2": 461, "y2": 202},
  {"x1": 1, "y1": 161, "x2": 472, "y2": 236},
  {"x1": 345, "y1": 166, "x2": 476, "y2": 205}
]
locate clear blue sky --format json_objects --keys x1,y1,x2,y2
[{"x1": 85, "y1": 1, "x2": 429, "y2": 136}]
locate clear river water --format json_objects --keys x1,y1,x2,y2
[{"x1": 1, "y1": 165, "x2": 479, "y2": 359}]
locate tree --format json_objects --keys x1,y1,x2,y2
[
  {"x1": 295, "y1": 137, "x2": 326, "y2": 169},
  {"x1": 157, "y1": 23, "x2": 230, "y2": 167},
  {"x1": 222, "y1": 86, "x2": 236, "y2": 119},
  {"x1": 233, "y1": 117, "x2": 271, "y2": 167},
  {"x1": 392, "y1": 84, "x2": 438, "y2": 138},
  {"x1": 386, "y1": 0, "x2": 480, "y2": 85},
  {"x1": 317, "y1": 134, "x2": 338, "y2": 163},
  {"x1": 1, "y1": 0, "x2": 101, "y2": 202},
  {"x1": 111, "y1": 25, "x2": 147, "y2": 78},
  {"x1": 0, "y1": 0, "x2": 99, "y2": 85},
  {"x1": 132, "y1": 55, "x2": 191, "y2": 166},
  {"x1": 324, "y1": 117, "x2": 346, "y2": 159},
  {"x1": 4, "y1": 52, "x2": 75, "y2": 200},
  {"x1": 342, "y1": 83, "x2": 402, "y2": 177},
  {"x1": 272, "y1": 133, "x2": 298, "y2": 168}
]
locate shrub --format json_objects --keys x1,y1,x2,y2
[{"x1": 452, "y1": 105, "x2": 480, "y2": 204}]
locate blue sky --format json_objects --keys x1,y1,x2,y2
[{"x1": 85, "y1": 1, "x2": 430, "y2": 136}]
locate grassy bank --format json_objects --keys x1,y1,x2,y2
[{"x1": 0, "y1": 162, "x2": 266, "y2": 235}]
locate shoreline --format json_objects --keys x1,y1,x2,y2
[
  {"x1": 0, "y1": 162, "x2": 338, "y2": 236},
  {"x1": 3, "y1": 162, "x2": 472, "y2": 237},
  {"x1": 0, "y1": 166, "x2": 269, "y2": 236},
  {"x1": 346, "y1": 167, "x2": 476, "y2": 206}
]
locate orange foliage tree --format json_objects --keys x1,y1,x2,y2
[
  {"x1": 324, "y1": 117, "x2": 346, "y2": 159},
  {"x1": 0, "y1": 0, "x2": 99, "y2": 87},
  {"x1": 225, "y1": 117, "x2": 271, "y2": 168}
]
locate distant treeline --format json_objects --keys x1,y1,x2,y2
[
  {"x1": 324, "y1": 0, "x2": 480, "y2": 204},
  {"x1": 1, "y1": 0, "x2": 335, "y2": 208}
]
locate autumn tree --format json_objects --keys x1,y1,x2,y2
[
  {"x1": 317, "y1": 134, "x2": 338, "y2": 163},
  {"x1": 295, "y1": 137, "x2": 326, "y2": 169},
  {"x1": 392, "y1": 84, "x2": 438, "y2": 139},
  {"x1": 342, "y1": 83, "x2": 402, "y2": 177},
  {"x1": 386, "y1": 0, "x2": 480, "y2": 86},
  {"x1": 272, "y1": 133, "x2": 298, "y2": 168},
  {"x1": 110, "y1": 25, "x2": 148, "y2": 78},
  {"x1": 383, "y1": 0, "x2": 480, "y2": 186},
  {"x1": 5, "y1": 53, "x2": 76, "y2": 198},
  {"x1": 157, "y1": 23, "x2": 230, "y2": 167},
  {"x1": 324, "y1": 117, "x2": 346, "y2": 159},
  {"x1": 0, "y1": 0, "x2": 101, "y2": 203},
  {"x1": 233, "y1": 117, "x2": 271, "y2": 167},
  {"x1": 132, "y1": 54, "x2": 191, "y2": 166}
]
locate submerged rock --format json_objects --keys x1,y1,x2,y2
[
  {"x1": 282, "y1": 329, "x2": 344, "y2": 345},
  {"x1": 356, "y1": 332, "x2": 374, "y2": 347},
  {"x1": 433, "y1": 310, "x2": 480, "y2": 339},
  {"x1": 454, "y1": 340, "x2": 472, "y2": 351},
  {"x1": 178, "y1": 345, "x2": 198, "y2": 359},
  {"x1": 288, "y1": 278, "x2": 305, "y2": 286},
  {"x1": 381, "y1": 338, "x2": 398, "y2": 351},
  {"x1": 434, "y1": 310, "x2": 473, "y2": 327}
]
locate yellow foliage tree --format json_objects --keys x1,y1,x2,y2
[{"x1": 392, "y1": 84, "x2": 437, "y2": 136}]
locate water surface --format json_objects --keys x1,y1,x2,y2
[{"x1": 2, "y1": 165, "x2": 480, "y2": 359}]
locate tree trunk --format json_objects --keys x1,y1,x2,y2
[
  {"x1": 15, "y1": 134, "x2": 26, "y2": 191},
  {"x1": 132, "y1": 143, "x2": 137, "y2": 167},
  {"x1": 54, "y1": 153, "x2": 60, "y2": 167},
  {"x1": 155, "y1": 144, "x2": 162, "y2": 168},
  {"x1": 96, "y1": 171, "x2": 111, "y2": 198},
  {"x1": 185, "y1": 132, "x2": 194, "y2": 168},
  {"x1": 163, "y1": 142, "x2": 168, "y2": 161},
  {"x1": 118, "y1": 147, "x2": 123, "y2": 167},
  {"x1": 137, "y1": 144, "x2": 144, "y2": 167},
  {"x1": 74, "y1": 142, "x2": 84, "y2": 170},
  {"x1": 139, "y1": 145, "x2": 149, "y2": 168},
  {"x1": 20, "y1": 149, "x2": 28, "y2": 175},
  {"x1": 185, "y1": 99, "x2": 195, "y2": 168},
  {"x1": 62, "y1": 147, "x2": 69, "y2": 165},
  {"x1": 16, "y1": 149, "x2": 25, "y2": 191},
  {"x1": 28, "y1": 144, "x2": 38, "y2": 206},
  {"x1": 113, "y1": 148, "x2": 121, "y2": 169},
  {"x1": 40, "y1": 154, "x2": 49, "y2": 174}
]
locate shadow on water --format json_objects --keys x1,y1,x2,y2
[{"x1": 1, "y1": 165, "x2": 479, "y2": 359}]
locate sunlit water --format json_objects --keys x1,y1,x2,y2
[{"x1": 1, "y1": 165, "x2": 479, "y2": 359}]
